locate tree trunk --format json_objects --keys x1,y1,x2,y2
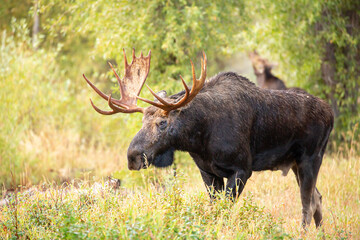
[
  {"x1": 321, "y1": 42, "x2": 339, "y2": 118},
  {"x1": 319, "y1": 6, "x2": 360, "y2": 119}
]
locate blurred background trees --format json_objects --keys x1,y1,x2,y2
[
  {"x1": 242, "y1": 0, "x2": 360, "y2": 144},
  {"x1": 0, "y1": 0, "x2": 359, "y2": 188}
]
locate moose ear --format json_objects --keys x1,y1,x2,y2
[
  {"x1": 154, "y1": 90, "x2": 167, "y2": 101},
  {"x1": 248, "y1": 50, "x2": 259, "y2": 60}
]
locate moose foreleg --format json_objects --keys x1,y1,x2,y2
[
  {"x1": 200, "y1": 170, "x2": 224, "y2": 199},
  {"x1": 225, "y1": 169, "x2": 250, "y2": 200}
]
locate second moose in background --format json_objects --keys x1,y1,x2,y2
[{"x1": 249, "y1": 51, "x2": 306, "y2": 93}]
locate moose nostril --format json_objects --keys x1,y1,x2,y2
[
  {"x1": 127, "y1": 148, "x2": 144, "y2": 171},
  {"x1": 128, "y1": 155, "x2": 135, "y2": 163},
  {"x1": 127, "y1": 148, "x2": 141, "y2": 162}
]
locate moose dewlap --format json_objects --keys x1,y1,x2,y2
[{"x1": 84, "y1": 49, "x2": 334, "y2": 229}]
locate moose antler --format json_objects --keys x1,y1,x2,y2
[
  {"x1": 83, "y1": 48, "x2": 151, "y2": 114},
  {"x1": 84, "y1": 50, "x2": 207, "y2": 115},
  {"x1": 137, "y1": 52, "x2": 207, "y2": 112}
]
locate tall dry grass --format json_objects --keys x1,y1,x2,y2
[{"x1": 1, "y1": 153, "x2": 359, "y2": 239}]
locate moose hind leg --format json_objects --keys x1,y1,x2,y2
[
  {"x1": 313, "y1": 187, "x2": 323, "y2": 228},
  {"x1": 293, "y1": 167, "x2": 323, "y2": 229}
]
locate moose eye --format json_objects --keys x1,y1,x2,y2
[{"x1": 158, "y1": 120, "x2": 167, "y2": 130}]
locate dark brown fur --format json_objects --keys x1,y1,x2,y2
[{"x1": 127, "y1": 72, "x2": 334, "y2": 229}]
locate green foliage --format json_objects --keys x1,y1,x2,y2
[
  {"x1": 0, "y1": 0, "x2": 32, "y2": 32},
  {"x1": 240, "y1": 0, "x2": 360, "y2": 142},
  {"x1": 36, "y1": 0, "x2": 246, "y2": 95},
  {"x1": 0, "y1": 20, "x2": 135, "y2": 188},
  {"x1": 0, "y1": 173, "x2": 291, "y2": 239},
  {"x1": 0, "y1": 22, "x2": 60, "y2": 186}
]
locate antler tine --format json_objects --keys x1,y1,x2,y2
[
  {"x1": 132, "y1": 48, "x2": 136, "y2": 63},
  {"x1": 83, "y1": 74, "x2": 114, "y2": 104},
  {"x1": 83, "y1": 73, "x2": 128, "y2": 109},
  {"x1": 190, "y1": 60, "x2": 197, "y2": 87},
  {"x1": 179, "y1": 75, "x2": 190, "y2": 96},
  {"x1": 136, "y1": 95, "x2": 168, "y2": 109},
  {"x1": 145, "y1": 84, "x2": 173, "y2": 107},
  {"x1": 88, "y1": 94, "x2": 144, "y2": 115},
  {"x1": 136, "y1": 52, "x2": 207, "y2": 112},
  {"x1": 89, "y1": 98, "x2": 117, "y2": 115},
  {"x1": 108, "y1": 94, "x2": 144, "y2": 113},
  {"x1": 123, "y1": 48, "x2": 128, "y2": 67},
  {"x1": 108, "y1": 93, "x2": 124, "y2": 112},
  {"x1": 199, "y1": 51, "x2": 207, "y2": 82},
  {"x1": 108, "y1": 62, "x2": 125, "y2": 99}
]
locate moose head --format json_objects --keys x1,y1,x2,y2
[
  {"x1": 83, "y1": 49, "x2": 207, "y2": 170},
  {"x1": 248, "y1": 50, "x2": 278, "y2": 76}
]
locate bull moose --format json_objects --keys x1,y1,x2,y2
[{"x1": 83, "y1": 49, "x2": 334, "y2": 229}]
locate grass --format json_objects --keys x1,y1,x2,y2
[
  {"x1": 247, "y1": 154, "x2": 359, "y2": 239},
  {"x1": 1, "y1": 153, "x2": 359, "y2": 239}
]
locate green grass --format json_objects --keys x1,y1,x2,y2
[
  {"x1": 1, "y1": 154, "x2": 359, "y2": 239},
  {"x1": 0, "y1": 172, "x2": 289, "y2": 239}
]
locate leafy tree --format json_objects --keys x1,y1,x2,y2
[
  {"x1": 38, "y1": 1, "x2": 245, "y2": 88},
  {"x1": 0, "y1": 0, "x2": 32, "y2": 31},
  {"x1": 240, "y1": 0, "x2": 360, "y2": 142},
  {"x1": 1, "y1": 0, "x2": 359, "y2": 143}
]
